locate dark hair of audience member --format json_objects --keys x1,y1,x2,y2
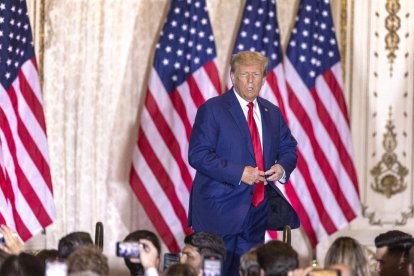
[
  {"x1": 184, "y1": 232, "x2": 226, "y2": 260},
  {"x1": 35, "y1": 248, "x2": 59, "y2": 271},
  {"x1": 374, "y1": 230, "x2": 413, "y2": 258},
  {"x1": 163, "y1": 263, "x2": 197, "y2": 276},
  {"x1": 67, "y1": 245, "x2": 109, "y2": 276},
  {"x1": 0, "y1": 252, "x2": 44, "y2": 276},
  {"x1": 239, "y1": 248, "x2": 260, "y2": 276},
  {"x1": 123, "y1": 230, "x2": 161, "y2": 276},
  {"x1": 256, "y1": 240, "x2": 299, "y2": 276},
  {"x1": 0, "y1": 250, "x2": 10, "y2": 270},
  {"x1": 324, "y1": 236, "x2": 370, "y2": 276},
  {"x1": 58, "y1": 231, "x2": 93, "y2": 259}
]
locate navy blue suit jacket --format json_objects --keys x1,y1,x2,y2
[{"x1": 188, "y1": 89, "x2": 299, "y2": 235}]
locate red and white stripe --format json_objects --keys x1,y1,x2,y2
[
  {"x1": 0, "y1": 59, "x2": 56, "y2": 241},
  {"x1": 282, "y1": 58, "x2": 360, "y2": 246},
  {"x1": 130, "y1": 60, "x2": 220, "y2": 252}
]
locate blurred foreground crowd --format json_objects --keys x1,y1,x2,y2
[{"x1": 0, "y1": 225, "x2": 413, "y2": 276}]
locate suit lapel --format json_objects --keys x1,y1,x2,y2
[{"x1": 226, "y1": 90, "x2": 255, "y2": 160}]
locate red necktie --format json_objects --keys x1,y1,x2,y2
[{"x1": 247, "y1": 102, "x2": 264, "y2": 207}]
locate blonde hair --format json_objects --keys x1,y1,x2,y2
[
  {"x1": 230, "y1": 51, "x2": 268, "y2": 75},
  {"x1": 324, "y1": 236, "x2": 371, "y2": 276}
]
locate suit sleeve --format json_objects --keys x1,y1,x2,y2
[
  {"x1": 276, "y1": 112, "x2": 298, "y2": 182},
  {"x1": 188, "y1": 103, "x2": 245, "y2": 185}
]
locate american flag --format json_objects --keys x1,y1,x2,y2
[
  {"x1": 284, "y1": 0, "x2": 360, "y2": 246},
  {"x1": 0, "y1": 0, "x2": 56, "y2": 241},
  {"x1": 226, "y1": 0, "x2": 288, "y2": 241},
  {"x1": 130, "y1": 0, "x2": 220, "y2": 252}
]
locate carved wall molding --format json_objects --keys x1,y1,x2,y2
[
  {"x1": 361, "y1": 204, "x2": 382, "y2": 225},
  {"x1": 384, "y1": 0, "x2": 401, "y2": 76},
  {"x1": 370, "y1": 107, "x2": 408, "y2": 198},
  {"x1": 362, "y1": 204, "x2": 414, "y2": 226},
  {"x1": 396, "y1": 205, "x2": 414, "y2": 225}
]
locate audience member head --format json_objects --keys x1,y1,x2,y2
[
  {"x1": 0, "y1": 252, "x2": 44, "y2": 276},
  {"x1": 35, "y1": 248, "x2": 59, "y2": 272},
  {"x1": 123, "y1": 230, "x2": 161, "y2": 276},
  {"x1": 58, "y1": 231, "x2": 93, "y2": 259},
  {"x1": 163, "y1": 263, "x2": 197, "y2": 276},
  {"x1": 374, "y1": 230, "x2": 413, "y2": 276},
  {"x1": 324, "y1": 236, "x2": 369, "y2": 276},
  {"x1": 180, "y1": 232, "x2": 226, "y2": 274},
  {"x1": 67, "y1": 245, "x2": 109, "y2": 276},
  {"x1": 256, "y1": 240, "x2": 298, "y2": 276},
  {"x1": 239, "y1": 248, "x2": 259, "y2": 276}
]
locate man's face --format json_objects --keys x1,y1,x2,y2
[
  {"x1": 180, "y1": 244, "x2": 202, "y2": 273},
  {"x1": 231, "y1": 63, "x2": 265, "y2": 102},
  {"x1": 375, "y1": 246, "x2": 408, "y2": 276}
]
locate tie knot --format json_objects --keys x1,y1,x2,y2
[{"x1": 247, "y1": 102, "x2": 254, "y2": 110}]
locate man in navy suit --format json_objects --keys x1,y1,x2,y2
[{"x1": 188, "y1": 51, "x2": 299, "y2": 276}]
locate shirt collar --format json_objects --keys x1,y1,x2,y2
[{"x1": 233, "y1": 88, "x2": 258, "y2": 109}]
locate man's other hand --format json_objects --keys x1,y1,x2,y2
[
  {"x1": 241, "y1": 166, "x2": 265, "y2": 185},
  {"x1": 264, "y1": 164, "x2": 285, "y2": 182}
]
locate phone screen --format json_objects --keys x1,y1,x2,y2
[
  {"x1": 45, "y1": 260, "x2": 67, "y2": 276},
  {"x1": 203, "y1": 255, "x2": 222, "y2": 276},
  {"x1": 163, "y1": 253, "x2": 180, "y2": 270},
  {"x1": 116, "y1": 241, "x2": 142, "y2": 258}
]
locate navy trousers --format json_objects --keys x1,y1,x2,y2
[{"x1": 221, "y1": 197, "x2": 268, "y2": 276}]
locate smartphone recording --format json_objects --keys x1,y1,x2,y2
[
  {"x1": 203, "y1": 254, "x2": 222, "y2": 276},
  {"x1": 163, "y1": 253, "x2": 180, "y2": 270},
  {"x1": 116, "y1": 241, "x2": 143, "y2": 258},
  {"x1": 45, "y1": 259, "x2": 68, "y2": 276}
]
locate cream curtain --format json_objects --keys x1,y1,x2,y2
[{"x1": 26, "y1": 0, "x2": 343, "y2": 273}]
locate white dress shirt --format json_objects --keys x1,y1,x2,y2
[{"x1": 233, "y1": 89, "x2": 286, "y2": 183}]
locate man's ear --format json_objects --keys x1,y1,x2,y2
[
  {"x1": 398, "y1": 255, "x2": 409, "y2": 270},
  {"x1": 155, "y1": 257, "x2": 160, "y2": 268},
  {"x1": 408, "y1": 264, "x2": 413, "y2": 274},
  {"x1": 230, "y1": 72, "x2": 235, "y2": 84}
]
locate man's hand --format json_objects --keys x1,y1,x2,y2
[
  {"x1": 241, "y1": 166, "x2": 265, "y2": 185},
  {"x1": 138, "y1": 238, "x2": 159, "y2": 271},
  {"x1": 0, "y1": 225, "x2": 24, "y2": 255},
  {"x1": 264, "y1": 164, "x2": 285, "y2": 182}
]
